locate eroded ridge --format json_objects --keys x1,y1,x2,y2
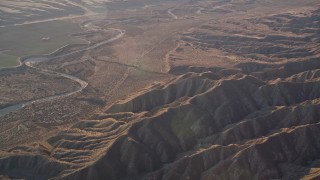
[
  {"x1": 1, "y1": 52, "x2": 320, "y2": 179},
  {"x1": 179, "y1": 9, "x2": 319, "y2": 63},
  {"x1": 0, "y1": 4, "x2": 320, "y2": 180}
]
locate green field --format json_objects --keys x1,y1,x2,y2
[
  {"x1": 0, "y1": 20, "x2": 86, "y2": 68},
  {"x1": 0, "y1": 54, "x2": 20, "y2": 68}
]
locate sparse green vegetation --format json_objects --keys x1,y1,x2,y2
[
  {"x1": 0, "y1": 54, "x2": 20, "y2": 68},
  {"x1": 0, "y1": 20, "x2": 86, "y2": 68}
]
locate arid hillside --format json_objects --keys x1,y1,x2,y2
[{"x1": 0, "y1": 0, "x2": 319, "y2": 179}]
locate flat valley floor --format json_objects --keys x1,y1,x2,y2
[{"x1": 0, "y1": 0, "x2": 320, "y2": 179}]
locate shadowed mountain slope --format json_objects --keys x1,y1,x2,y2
[
  {"x1": 1, "y1": 56, "x2": 320, "y2": 179},
  {"x1": 0, "y1": 2, "x2": 320, "y2": 180}
]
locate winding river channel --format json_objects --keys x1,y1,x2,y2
[{"x1": 0, "y1": 22, "x2": 125, "y2": 117}]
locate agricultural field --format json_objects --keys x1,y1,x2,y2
[
  {"x1": 0, "y1": 20, "x2": 86, "y2": 68},
  {"x1": 0, "y1": 54, "x2": 19, "y2": 68}
]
